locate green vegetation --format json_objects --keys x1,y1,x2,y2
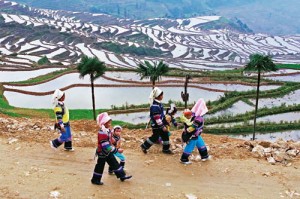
[
  {"x1": 0, "y1": 84, "x2": 51, "y2": 118},
  {"x1": 122, "y1": 33, "x2": 154, "y2": 45},
  {"x1": 69, "y1": 109, "x2": 106, "y2": 120},
  {"x1": 207, "y1": 103, "x2": 300, "y2": 125},
  {"x1": 11, "y1": 68, "x2": 74, "y2": 84},
  {"x1": 37, "y1": 56, "x2": 51, "y2": 65},
  {"x1": 244, "y1": 54, "x2": 277, "y2": 139},
  {"x1": 0, "y1": 64, "x2": 300, "y2": 135},
  {"x1": 209, "y1": 82, "x2": 300, "y2": 114},
  {"x1": 206, "y1": 121, "x2": 300, "y2": 135},
  {"x1": 77, "y1": 55, "x2": 107, "y2": 120},
  {"x1": 94, "y1": 41, "x2": 166, "y2": 57},
  {"x1": 137, "y1": 60, "x2": 170, "y2": 88},
  {"x1": 167, "y1": 68, "x2": 274, "y2": 84},
  {"x1": 276, "y1": 64, "x2": 300, "y2": 70},
  {"x1": 199, "y1": 17, "x2": 253, "y2": 33}
]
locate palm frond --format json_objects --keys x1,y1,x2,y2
[
  {"x1": 136, "y1": 60, "x2": 169, "y2": 84},
  {"x1": 244, "y1": 53, "x2": 277, "y2": 72},
  {"x1": 77, "y1": 56, "x2": 107, "y2": 80}
]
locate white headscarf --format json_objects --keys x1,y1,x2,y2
[
  {"x1": 149, "y1": 87, "x2": 163, "y2": 104},
  {"x1": 169, "y1": 103, "x2": 176, "y2": 112},
  {"x1": 52, "y1": 89, "x2": 64, "y2": 107}
]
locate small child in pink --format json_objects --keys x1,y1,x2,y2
[
  {"x1": 91, "y1": 112, "x2": 132, "y2": 185},
  {"x1": 108, "y1": 125, "x2": 126, "y2": 174}
]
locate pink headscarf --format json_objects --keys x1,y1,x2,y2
[
  {"x1": 96, "y1": 112, "x2": 111, "y2": 127},
  {"x1": 191, "y1": 98, "x2": 208, "y2": 116}
]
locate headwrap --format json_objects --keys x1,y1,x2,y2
[
  {"x1": 183, "y1": 109, "x2": 192, "y2": 117},
  {"x1": 149, "y1": 87, "x2": 163, "y2": 104},
  {"x1": 97, "y1": 112, "x2": 112, "y2": 127},
  {"x1": 52, "y1": 89, "x2": 64, "y2": 107},
  {"x1": 113, "y1": 125, "x2": 122, "y2": 131},
  {"x1": 166, "y1": 103, "x2": 177, "y2": 115},
  {"x1": 191, "y1": 98, "x2": 208, "y2": 116}
]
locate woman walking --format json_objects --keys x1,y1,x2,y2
[
  {"x1": 50, "y1": 89, "x2": 74, "y2": 151},
  {"x1": 141, "y1": 87, "x2": 172, "y2": 154}
]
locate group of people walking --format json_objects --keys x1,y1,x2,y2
[
  {"x1": 141, "y1": 87, "x2": 210, "y2": 164},
  {"x1": 50, "y1": 87, "x2": 210, "y2": 185}
]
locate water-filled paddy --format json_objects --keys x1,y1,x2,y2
[
  {"x1": 264, "y1": 73, "x2": 300, "y2": 82},
  {"x1": 4, "y1": 87, "x2": 223, "y2": 109},
  {"x1": 206, "y1": 101, "x2": 254, "y2": 118},
  {"x1": 251, "y1": 89, "x2": 300, "y2": 108},
  {"x1": 0, "y1": 68, "x2": 64, "y2": 82}
]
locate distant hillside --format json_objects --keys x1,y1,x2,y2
[
  {"x1": 1, "y1": 0, "x2": 300, "y2": 70},
  {"x1": 9, "y1": 0, "x2": 300, "y2": 35}
]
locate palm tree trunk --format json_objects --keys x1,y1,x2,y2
[
  {"x1": 152, "y1": 80, "x2": 155, "y2": 89},
  {"x1": 184, "y1": 75, "x2": 189, "y2": 108},
  {"x1": 253, "y1": 68, "x2": 261, "y2": 140},
  {"x1": 90, "y1": 74, "x2": 96, "y2": 120}
]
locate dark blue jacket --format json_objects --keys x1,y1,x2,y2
[{"x1": 150, "y1": 100, "x2": 167, "y2": 129}]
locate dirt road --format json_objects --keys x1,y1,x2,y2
[
  {"x1": 0, "y1": 116, "x2": 300, "y2": 198},
  {"x1": 1, "y1": 137, "x2": 300, "y2": 199}
]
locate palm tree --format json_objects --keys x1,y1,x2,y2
[
  {"x1": 136, "y1": 60, "x2": 169, "y2": 88},
  {"x1": 244, "y1": 54, "x2": 277, "y2": 140},
  {"x1": 77, "y1": 55, "x2": 106, "y2": 120}
]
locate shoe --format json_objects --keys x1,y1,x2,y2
[
  {"x1": 91, "y1": 178, "x2": 103, "y2": 185},
  {"x1": 201, "y1": 155, "x2": 211, "y2": 162},
  {"x1": 180, "y1": 160, "x2": 192, "y2": 165},
  {"x1": 50, "y1": 141, "x2": 57, "y2": 150},
  {"x1": 162, "y1": 149, "x2": 173, "y2": 154},
  {"x1": 108, "y1": 170, "x2": 114, "y2": 175},
  {"x1": 64, "y1": 148, "x2": 75, "y2": 152},
  {"x1": 140, "y1": 145, "x2": 147, "y2": 154},
  {"x1": 120, "y1": 175, "x2": 132, "y2": 182}
]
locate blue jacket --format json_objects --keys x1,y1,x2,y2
[{"x1": 150, "y1": 100, "x2": 167, "y2": 129}]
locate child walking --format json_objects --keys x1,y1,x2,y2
[
  {"x1": 50, "y1": 89, "x2": 74, "y2": 151},
  {"x1": 180, "y1": 99, "x2": 210, "y2": 164},
  {"x1": 165, "y1": 103, "x2": 178, "y2": 131},
  {"x1": 180, "y1": 109, "x2": 193, "y2": 128},
  {"x1": 141, "y1": 87, "x2": 172, "y2": 154},
  {"x1": 108, "y1": 125, "x2": 126, "y2": 174},
  {"x1": 91, "y1": 112, "x2": 132, "y2": 185},
  {"x1": 157, "y1": 103, "x2": 178, "y2": 144}
]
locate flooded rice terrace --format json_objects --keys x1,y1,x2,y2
[
  {"x1": 1, "y1": 69, "x2": 300, "y2": 141},
  {"x1": 4, "y1": 86, "x2": 223, "y2": 109},
  {"x1": 2, "y1": 71, "x2": 281, "y2": 109}
]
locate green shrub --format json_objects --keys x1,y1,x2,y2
[
  {"x1": 37, "y1": 56, "x2": 51, "y2": 65},
  {"x1": 94, "y1": 41, "x2": 165, "y2": 57}
]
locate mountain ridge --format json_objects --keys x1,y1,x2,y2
[
  {"x1": 1, "y1": 0, "x2": 300, "y2": 70},
  {"x1": 8, "y1": 0, "x2": 300, "y2": 35}
]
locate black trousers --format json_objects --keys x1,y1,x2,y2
[
  {"x1": 52, "y1": 139, "x2": 72, "y2": 149},
  {"x1": 93, "y1": 152, "x2": 125, "y2": 178},
  {"x1": 142, "y1": 128, "x2": 170, "y2": 151}
]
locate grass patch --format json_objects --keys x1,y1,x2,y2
[
  {"x1": 14, "y1": 68, "x2": 74, "y2": 85},
  {"x1": 276, "y1": 64, "x2": 300, "y2": 70},
  {"x1": 207, "y1": 103, "x2": 300, "y2": 125},
  {"x1": 206, "y1": 121, "x2": 300, "y2": 135},
  {"x1": 69, "y1": 109, "x2": 107, "y2": 120}
]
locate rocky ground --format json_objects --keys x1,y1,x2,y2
[{"x1": 0, "y1": 114, "x2": 300, "y2": 199}]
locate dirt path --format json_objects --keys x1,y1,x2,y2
[{"x1": 1, "y1": 136, "x2": 300, "y2": 199}]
